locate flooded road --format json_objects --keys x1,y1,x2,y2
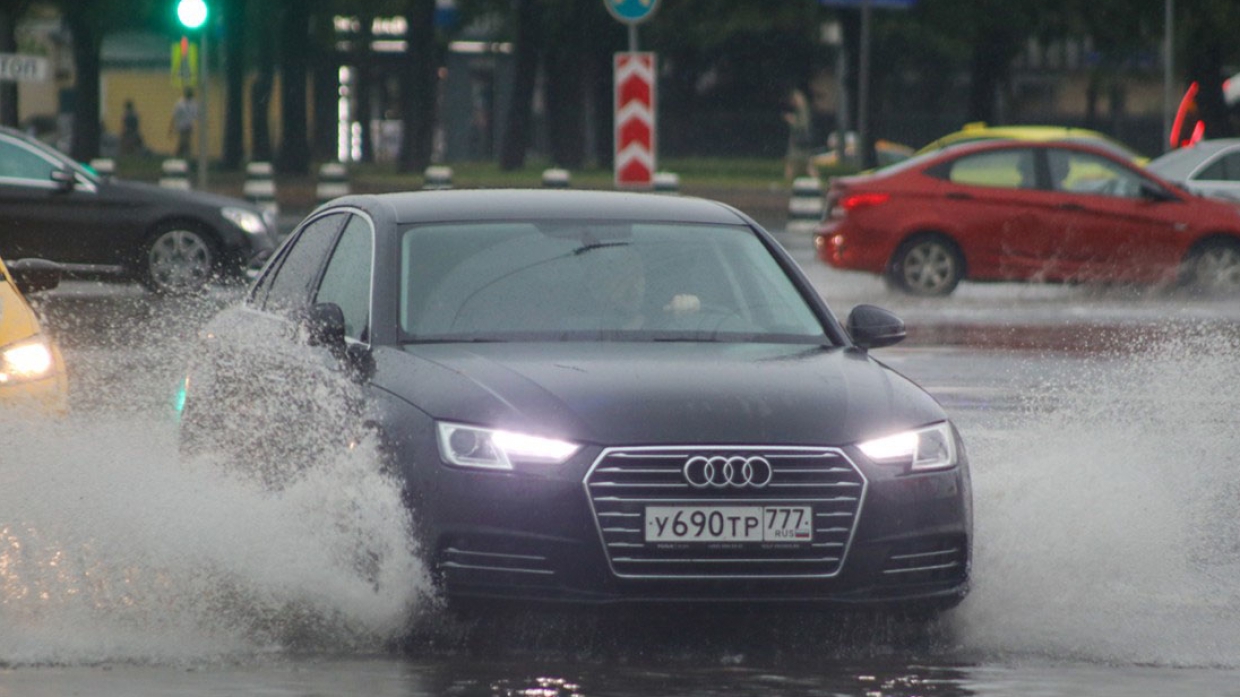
[{"x1": 3, "y1": 230, "x2": 1240, "y2": 694}]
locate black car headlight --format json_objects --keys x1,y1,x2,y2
[
  {"x1": 221, "y1": 206, "x2": 269, "y2": 236},
  {"x1": 436, "y1": 421, "x2": 580, "y2": 470},
  {"x1": 0, "y1": 336, "x2": 56, "y2": 385},
  {"x1": 857, "y1": 421, "x2": 957, "y2": 471}
]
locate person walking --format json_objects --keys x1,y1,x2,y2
[
  {"x1": 169, "y1": 87, "x2": 197, "y2": 158},
  {"x1": 120, "y1": 100, "x2": 145, "y2": 156},
  {"x1": 783, "y1": 89, "x2": 813, "y2": 182}
]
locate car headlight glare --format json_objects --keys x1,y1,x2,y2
[
  {"x1": 437, "y1": 421, "x2": 579, "y2": 470},
  {"x1": 0, "y1": 337, "x2": 55, "y2": 384},
  {"x1": 858, "y1": 422, "x2": 956, "y2": 471},
  {"x1": 221, "y1": 206, "x2": 269, "y2": 236}
]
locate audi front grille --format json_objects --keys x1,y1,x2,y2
[{"x1": 583, "y1": 446, "x2": 867, "y2": 579}]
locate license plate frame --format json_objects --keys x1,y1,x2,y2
[{"x1": 644, "y1": 505, "x2": 813, "y2": 544}]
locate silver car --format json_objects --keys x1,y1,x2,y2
[{"x1": 1147, "y1": 139, "x2": 1240, "y2": 203}]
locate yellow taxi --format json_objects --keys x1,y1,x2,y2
[
  {"x1": 0, "y1": 256, "x2": 67, "y2": 414},
  {"x1": 917, "y1": 122, "x2": 1149, "y2": 165}
]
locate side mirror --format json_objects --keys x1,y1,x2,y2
[
  {"x1": 7, "y1": 258, "x2": 62, "y2": 294},
  {"x1": 1139, "y1": 181, "x2": 1176, "y2": 202},
  {"x1": 50, "y1": 167, "x2": 76, "y2": 192},
  {"x1": 847, "y1": 304, "x2": 906, "y2": 349},
  {"x1": 301, "y1": 302, "x2": 347, "y2": 354}
]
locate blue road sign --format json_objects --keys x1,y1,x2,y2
[{"x1": 605, "y1": 0, "x2": 660, "y2": 24}]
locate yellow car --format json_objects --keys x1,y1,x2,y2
[
  {"x1": 917, "y1": 122, "x2": 1149, "y2": 165},
  {"x1": 0, "y1": 256, "x2": 67, "y2": 414}
]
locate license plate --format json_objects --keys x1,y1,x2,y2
[{"x1": 644, "y1": 505, "x2": 813, "y2": 543}]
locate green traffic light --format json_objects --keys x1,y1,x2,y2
[{"x1": 176, "y1": 0, "x2": 208, "y2": 29}]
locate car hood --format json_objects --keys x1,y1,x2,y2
[
  {"x1": 375, "y1": 342, "x2": 946, "y2": 447},
  {"x1": 100, "y1": 178, "x2": 257, "y2": 212}
]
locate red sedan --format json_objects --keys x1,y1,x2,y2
[{"x1": 815, "y1": 139, "x2": 1240, "y2": 296}]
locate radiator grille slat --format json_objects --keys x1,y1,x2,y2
[{"x1": 584, "y1": 446, "x2": 867, "y2": 579}]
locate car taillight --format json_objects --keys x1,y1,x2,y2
[{"x1": 839, "y1": 192, "x2": 890, "y2": 211}]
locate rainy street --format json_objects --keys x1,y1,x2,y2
[{"x1": 2, "y1": 228, "x2": 1240, "y2": 695}]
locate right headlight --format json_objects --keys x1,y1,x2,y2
[
  {"x1": 436, "y1": 421, "x2": 580, "y2": 470},
  {"x1": 221, "y1": 206, "x2": 270, "y2": 236},
  {"x1": 857, "y1": 421, "x2": 957, "y2": 471},
  {"x1": 0, "y1": 336, "x2": 56, "y2": 385}
]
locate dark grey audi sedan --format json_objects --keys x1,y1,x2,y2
[{"x1": 179, "y1": 189, "x2": 971, "y2": 614}]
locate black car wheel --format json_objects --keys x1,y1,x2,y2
[
  {"x1": 1185, "y1": 239, "x2": 1240, "y2": 296},
  {"x1": 143, "y1": 224, "x2": 217, "y2": 293},
  {"x1": 888, "y1": 235, "x2": 963, "y2": 297}
]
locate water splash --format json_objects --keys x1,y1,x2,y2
[
  {"x1": 0, "y1": 365, "x2": 428, "y2": 665},
  {"x1": 957, "y1": 323, "x2": 1240, "y2": 667}
]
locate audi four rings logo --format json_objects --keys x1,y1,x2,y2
[{"x1": 683, "y1": 455, "x2": 773, "y2": 488}]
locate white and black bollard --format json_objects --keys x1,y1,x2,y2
[
  {"x1": 542, "y1": 168, "x2": 571, "y2": 188},
  {"x1": 316, "y1": 162, "x2": 352, "y2": 205},
  {"x1": 89, "y1": 158, "x2": 115, "y2": 179},
  {"x1": 423, "y1": 166, "x2": 453, "y2": 191},
  {"x1": 787, "y1": 176, "x2": 824, "y2": 233},
  {"x1": 159, "y1": 159, "x2": 191, "y2": 190},
  {"x1": 653, "y1": 171, "x2": 680, "y2": 194},
  {"x1": 243, "y1": 162, "x2": 279, "y2": 219}
]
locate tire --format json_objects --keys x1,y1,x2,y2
[
  {"x1": 888, "y1": 235, "x2": 964, "y2": 297},
  {"x1": 142, "y1": 223, "x2": 217, "y2": 294},
  {"x1": 1185, "y1": 239, "x2": 1240, "y2": 297}
]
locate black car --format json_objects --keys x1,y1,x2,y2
[
  {"x1": 179, "y1": 189, "x2": 971, "y2": 613},
  {"x1": 0, "y1": 127, "x2": 277, "y2": 293}
]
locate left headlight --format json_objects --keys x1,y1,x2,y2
[
  {"x1": 221, "y1": 206, "x2": 270, "y2": 236},
  {"x1": 436, "y1": 421, "x2": 580, "y2": 470},
  {"x1": 857, "y1": 421, "x2": 957, "y2": 471},
  {"x1": 0, "y1": 336, "x2": 56, "y2": 385}
]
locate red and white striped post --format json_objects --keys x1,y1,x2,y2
[{"x1": 614, "y1": 52, "x2": 656, "y2": 189}]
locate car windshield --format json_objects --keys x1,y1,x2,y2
[{"x1": 399, "y1": 220, "x2": 831, "y2": 344}]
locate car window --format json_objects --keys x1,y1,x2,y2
[
  {"x1": 1047, "y1": 149, "x2": 1146, "y2": 198},
  {"x1": 261, "y1": 213, "x2": 348, "y2": 313},
  {"x1": 314, "y1": 215, "x2": 373, "y2": 341},
  {"x1": 1197, "y1": 152, "x2": 1240, "y2": 182},
  {"x1": 399, "y1": 221, "x2": 828, "y2": 343},
  {"x1": 0, "y1": 137, "x2": 58, "y2": 182},
  {"x1": 937, "y1": 149, "x2": 1036, "y2": 189}
]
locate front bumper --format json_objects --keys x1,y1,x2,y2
[{"x1": 409, "y1": 439, "x2": 971, "y2": 609}]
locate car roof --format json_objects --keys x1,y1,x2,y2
[
  {"x1": 1147, "y1": 139, "x2": 1240, "y2": 178},
  {"x1": 328, "y1": 189, "x2": 754, "y2": 227},
  {"x1": 919, "y1": 123, "x2": 1145, "y2": 162}
]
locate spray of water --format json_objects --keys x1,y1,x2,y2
[
  {"x1": 957, "y1": 322, "x2": 1240, "y2": 667},
  {"x1": 0, "y1": 290, "x2": 429, "y2": 666}
]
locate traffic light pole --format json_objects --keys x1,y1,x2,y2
[{"x1": 198, "y1": 28, "x2": 208, "y2": 190}]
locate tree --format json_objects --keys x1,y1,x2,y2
[
  {"x1": 396, "y1": 0, "x2": 437, "y2": 173},
  {"x1": 221, "y1": 0, "x2": 247, "y2": 169},
  {"x1": 275, "y1": 0, "x2": 312, "y2": 173},
  {"x1": 497, "y1": 0, "x2": 541, "y2": 170}
]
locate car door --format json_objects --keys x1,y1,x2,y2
[
  {"x1": 1043, "y1": 147, "x2": 1184, "y2": 283},
  {"x1": 931, "y1": 147, "x2": 1066, "y2": 279},
  {"x1": 0, "y1": 133, "x2": 116, "y2": 266}
]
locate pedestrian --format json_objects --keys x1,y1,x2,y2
[
  {"x1": 169, "y1": 87, "x2": 197, "y2": 158},
  {"x1": 783, "y1": 88, "x2": 813, "y2": 182},
  {"x1": 120, "y1": 100, "x2": 145, "y2": 156}
]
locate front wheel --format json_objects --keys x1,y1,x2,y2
[
  {"x1": 888, "y1": 236, "x2": 963, "y2": 297},
  {"x1": 1184, "y1": 239, "x2": 1240, "y2": 297},
  {"x1": 142, "y1": 224, "x2": 217, "y2": 294}
]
